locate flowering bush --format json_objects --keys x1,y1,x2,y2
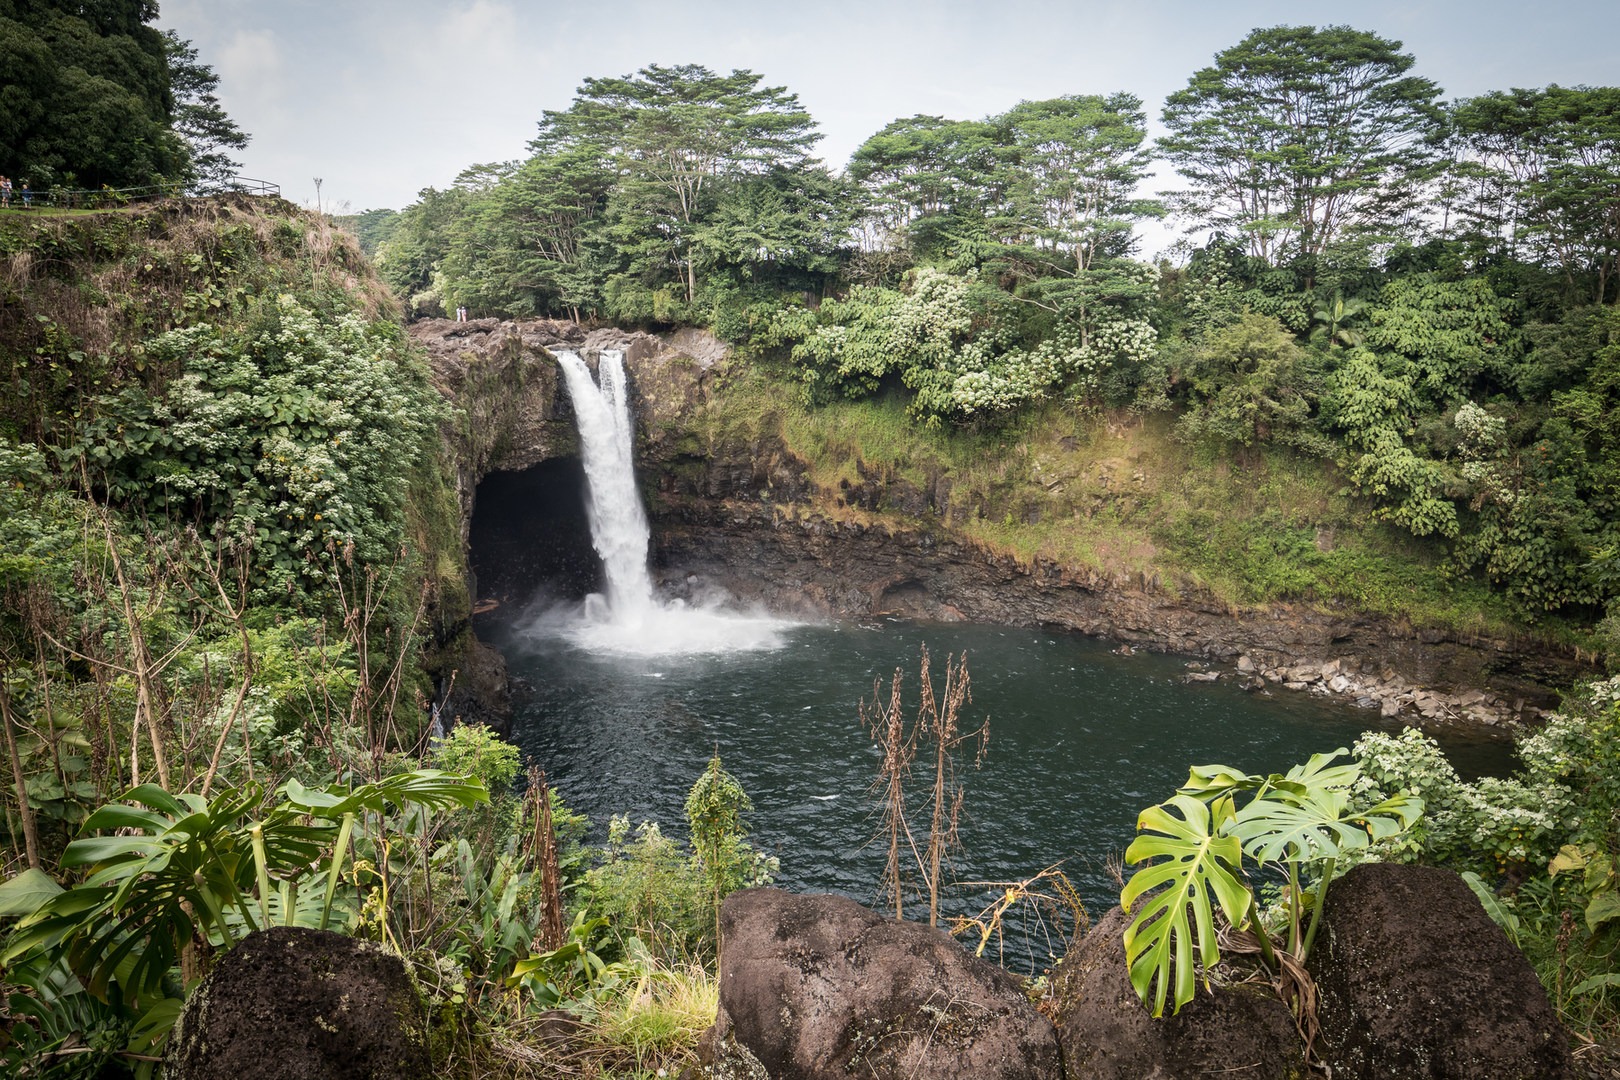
[
  {"x1": 78, "y1": 295, "x2": 444, "y2": 596},
  {"x1": 1354, "y1": 677, "x2": 1619, "y2": 878},
  {"x1": 779, "y1": 264, "x2": 1159, "y2": 424}
]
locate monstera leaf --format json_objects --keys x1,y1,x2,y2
[
  {"x1": 281, "y1": 769, "x2": 488, "y2": 817},
  {"x1": 1121, "y1": 750, "x2": 1425, "y2": 1019},
  {"x1": 1121, "y1": 793, "x2": 1253, "y2": 1017},
  {"x1": 1230, "y1": 782, "x2": 1422, "y2": 864},
  {"x1": 3, "y1": 771, "x2": 490, "y2": 1010}
]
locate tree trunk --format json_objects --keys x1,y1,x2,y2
[{"x1": 0, "y1": 684, "x2": 41, "y2": 869}]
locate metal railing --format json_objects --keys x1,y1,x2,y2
[
  {"x1": 0, "y1": 175, "x2": 280, "y2": 211},
  {"x1": 223, "y1": 176, "x2": 280, "y2": 197}
]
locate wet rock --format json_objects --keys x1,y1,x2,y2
[
  {"x1": 438, "y1": 638, "x2": 511, "y2": 735},
  {"x1": 700, "y1": 889, "x2": 1060, "y2": 1080},
  {"x1": 1311, "y1": 863, "x2": 1575, "y2": 1079},
  {"x1": 164, "y1": 926, "x2": 429, "y2": 1080},
  {"x1": 1052, "y1": 907, "x2": 1307, "y2": 1079}
]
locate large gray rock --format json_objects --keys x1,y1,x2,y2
[
  {"x1": 700, "y1": 888, "x2": 1061, "y2": 1080},
  {"x1": 164, "y1": 926, "x2": 430, "y2": 1080},
  {"x1": 1052, "y1": 906, "x2": 1308, "y2": 1079},
  {"x1": 1310, "y1": 862, "x2": 1574, "y2": 1079}
]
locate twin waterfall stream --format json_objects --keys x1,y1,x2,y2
[{"x1": 542, "y1": 350, "x2": 788, "y2": 656}]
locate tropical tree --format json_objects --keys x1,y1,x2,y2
[
  {"x1": 1159, "y1": 25, "x2": 1445, "y2": 265},
  {"x1": 848, "y1": 115, "x2": 1002, "y2": 260},
  {"x1": 1451, "y1": 85, "x2": 1620, "y2": 305},
  {"x1": 440, "y1": 143, "x2": 614, "y2": 320},
  {"x1": 553, "y1": 64, "x2": 822, "y2": 303},
  {"x1": 162, "y1": 30, "x2": 250, "y2": 192},
  {"x1": 994, "y1": 94, "x2": 1159, "y2": 270},
  {"x1": 0, "y1": 0, "x2": 184, "y2": 188},
  {"x1": 697, "y1": 166, "x2": 859, "y2": 289}
]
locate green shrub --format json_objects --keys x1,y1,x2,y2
[{"x1": 75, "y1": 295, "x2": 444, "y2": 598}]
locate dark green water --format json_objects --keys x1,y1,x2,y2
[{"x1": 490, "y1": 617, "x2": 1512, "y2": 962}]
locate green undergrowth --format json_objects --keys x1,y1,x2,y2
[{"x1": 702, "y1": 365, "x2": 1563, "y2": 644}]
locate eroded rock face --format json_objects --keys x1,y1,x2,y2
[
  {"x1": 1310, "y1": 863, "x2": 1574, "y2": 1080},
  {"x1": 1052, "y1": 906, "x2": 1307, "y2": 1080},
  {"x1": 653, "y1": 502, "x2": 1579, "y2": 724},
  {"x1": 702, "y1": 888, "x2": 1061, "y2": 1080},
  {"x1": 164, "y1": 926, "x2": 430, "y2": 1080}
]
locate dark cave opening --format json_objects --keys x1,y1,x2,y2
[{"x1": 467, "y1": 458, "x2": 602, "y2": 614}]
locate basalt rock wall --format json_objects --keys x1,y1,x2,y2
[{"x1": 652, "y1": 500, "x2": 1574, "y2": 724}]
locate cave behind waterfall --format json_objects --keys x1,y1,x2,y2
[{"x1": 468, "y1": 458, "x2": 602, "y2": 613}]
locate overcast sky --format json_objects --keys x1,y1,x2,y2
[{"x1": 159, "y1": 0, "x2": 1617, "y2": 220}]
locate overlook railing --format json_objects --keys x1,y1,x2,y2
[{"x1": 1, "y1": 175, "x2": 281, "y2": 210}]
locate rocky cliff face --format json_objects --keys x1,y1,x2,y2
[
  {"x1": 421, "y1": 318, "x2": 1591, "y2": 726},
  {"x1": 411, "y1": 318, "x2": 728, "y2": 535}
]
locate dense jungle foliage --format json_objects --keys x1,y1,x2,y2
[
  {"x1": 0, "y1": 17, "x2": 1615, "y2": 1077},
  {"x1": 0, "y1": 1, "x2": 249, "y2": 191}
]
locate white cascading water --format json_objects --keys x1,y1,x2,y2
[
  {"x1": 556, "y1": 350, "x2": 656, "y2": 615},
  {"x1": 543, "y1": 349, "x2": 789, "y2": 656}
]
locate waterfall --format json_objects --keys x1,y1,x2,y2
[
  {"x1": 555, "y1": 350, "x2": 655, "y2": 616},
  {"x1": 544, "y1": 348, "x2": 791, "y2": 657}
]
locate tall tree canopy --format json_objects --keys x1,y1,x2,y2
[
  {"x1": 1159, "y1": 25, "x2": 1444, "y2": 264},
  {"x1": 995, "y1": 94, "x2": 1158, "y2": 270},
  {"x1": 1452, "y1": 85, "x2": 1620, "y2": 305},
  {"x1": 548, "y1": 64, "x2": 822, "y2": 302},
  {"x1": 848, "y1": 115, "x2": 1002, "y2": 259},
  {"x1": 163, "y1": 29, "x2": 249, "y2": 191},
  {"x1": 0, "y1": 1, "x2": 246, "y2": 190}
]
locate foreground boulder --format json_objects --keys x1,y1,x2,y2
[
  {"x1": 699, "y1": 888, "x2": 1060, "y2": 1079},
  {"x1": 1310, "y1": 862, "x2": 1574, "y2": 1079},
  {"x1": 164, "y1": 926, "x2": 430, "y2": 1080},
  {"x1": 1052, "y1": 906, "x2": 1307, "y2": 1079}
]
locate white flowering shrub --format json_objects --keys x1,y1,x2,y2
[
  {"x1": 79, "y1": 295, "x2": 444, "y2": 596},
  {"x1": 1354, "y1": 677, "x2": 1620, "y2": 877}
]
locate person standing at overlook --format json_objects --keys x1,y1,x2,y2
[{"x1": 0, "y1": 177, "x2": 10, "y2": 208}]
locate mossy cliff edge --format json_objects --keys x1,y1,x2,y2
[{"x1": 0, "y1": 197, "x2": 473, "y2": 763}]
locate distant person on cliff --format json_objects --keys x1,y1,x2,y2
[
  {"x1": 19, "y1": 181, "x2": 31, "y2": 209},
  {"x1": 0, "y1": 176, "x2": 10, "y2": 207}
]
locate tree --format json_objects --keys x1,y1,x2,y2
[
  {"x1": 0, "y1": 0, "x2": 184, "y2": 188},
  {"x1": 848, "y1": 115, "x2": 1002, "y2": 260},
  {"x1": 1177, "y1": 312, "x2": 1326, "y2": 450},
  {"x1": 994, "y1": 94, "x2": 1159, "y2": 271},
  {"x1": 440, "y1": 145, "x2": 614, "y2": 320},
  {"x1": 698, "y1": 166, "x2": 859, "y2": 288},
  {"x1": 374, "y1": 184, "x2": 473, "y2": 306},
  {"x1": 1159, "y1": 25, "x2": 1444, "y2": 265},
  {"x1": 555, "y1": 64, "x2": 822, "y2": 303},
  {"x1": 1452, "y1": 85, "x2": 1620, "y2": 305},
  {"x1": 162, "y1": 30, "x2": 249, "y2": 192}
]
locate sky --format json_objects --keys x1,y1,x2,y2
[{"x1": 160, "y1": 0, "x2": 1618, "y2": 221}]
